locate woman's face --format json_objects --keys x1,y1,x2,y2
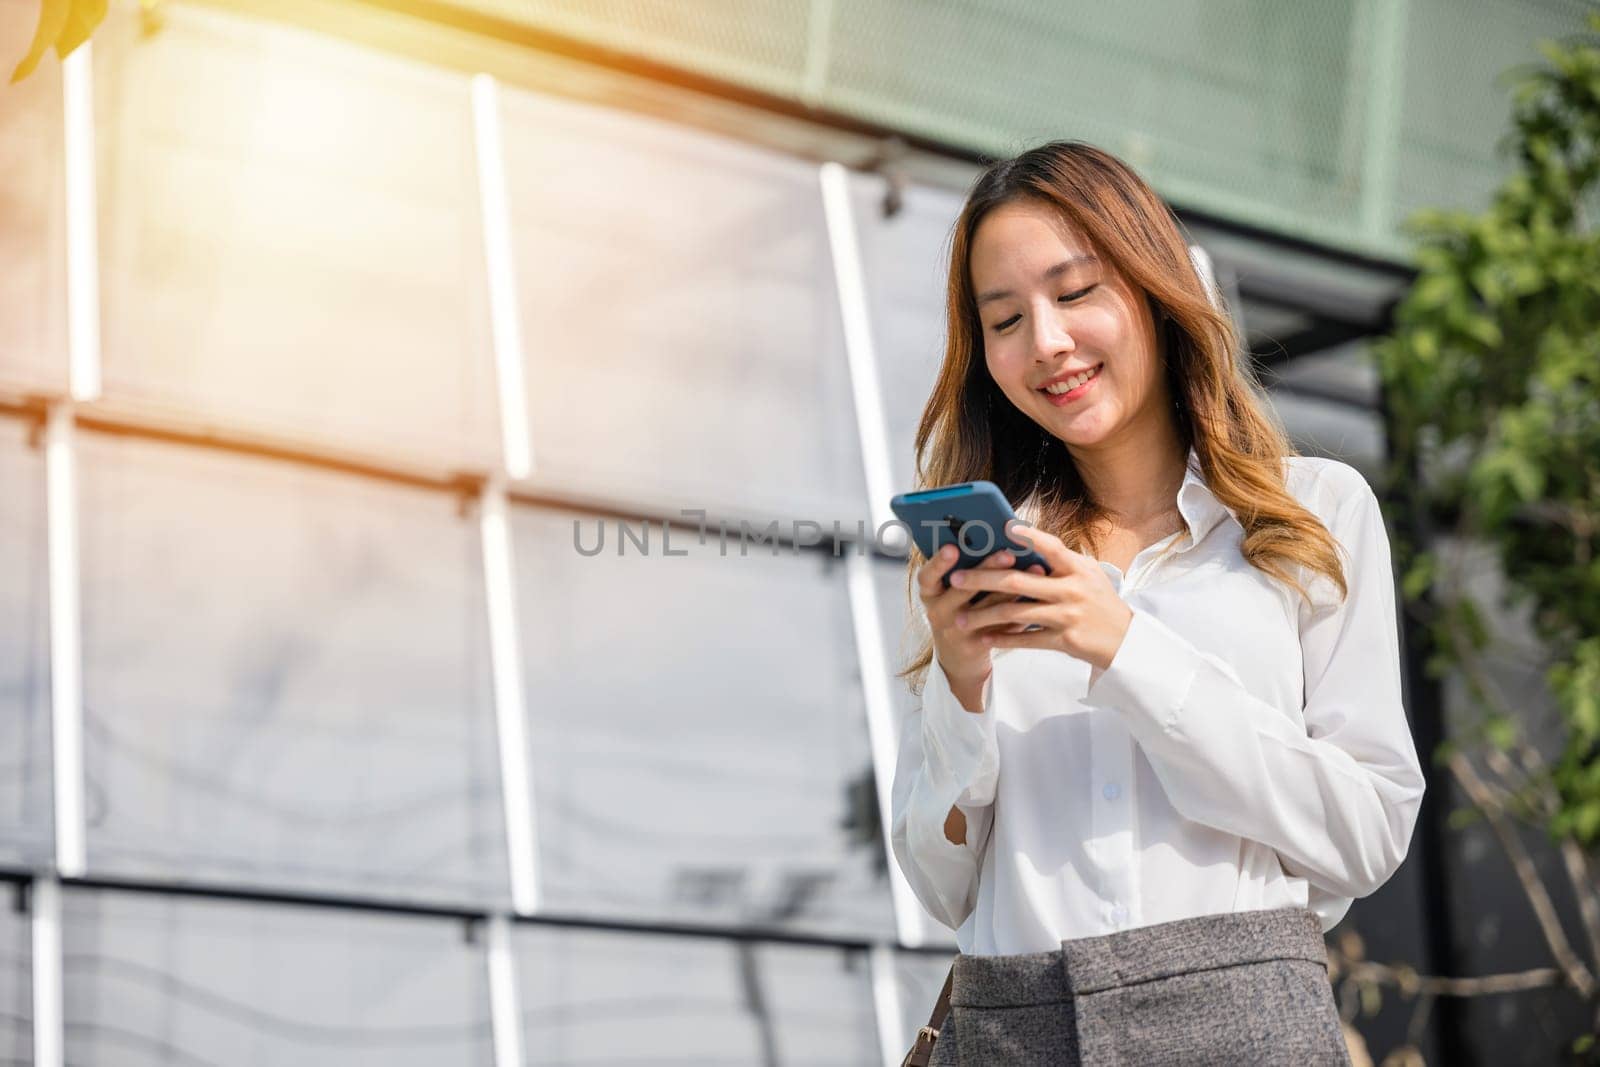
[{"x1": 969, "y1": 198, "x2": 1168, "y2": 450}]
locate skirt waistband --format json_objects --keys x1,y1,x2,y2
[{"x1": 951, "y1": 907, "x2": 1329, "y2": 1008}]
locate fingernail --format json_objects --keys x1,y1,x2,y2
[
  {"x1": 950, "y1": 571, "x2": 965, "y2": 586},
  {"x1": 956, "y1": 613, "x2": 968, "y2": 628}
]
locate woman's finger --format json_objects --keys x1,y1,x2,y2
[
  {"x1": 956, "y1": 599, "x2": 1054, "y2": 634},
  {"x1": 916, "y1": 544, "x2": 961, "y2": 601},
  {"x1": 935, "y1": 549, "x2": 1024, "y2": 611},
  {"x1": 947, "y1": 565, "x2": 1055, "y2": 601}
]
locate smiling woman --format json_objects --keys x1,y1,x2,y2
[{"x1": 888, "y1": 141, "x2": 1421, "y2": 1065}]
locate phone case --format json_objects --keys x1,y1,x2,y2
[{"x1": 889, "y1": 481, "x2": 1053, "y2": 602}]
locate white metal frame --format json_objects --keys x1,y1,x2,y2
[
  {"x1": 821, "y1": 159, "x2": 942, "y2": 1064},
  {"x1": 62, "y1": 45, "x2": 101, "y2": 403},
  {"x1": 30, "y1": 876, "x2": 64, "y2": 1067},
  {"x1": 472, "y1": 73, "x2": 535, "y2": 481},
  {"x1": 45, "y1": 403, "x2": 85, "y2": 880},
  {"x1": 479, "y1": 480, "x2": 541, "y2": 917},
  {"x1": 486, "y1": 913, "x2": 526, "y2": 1067},
  {"x1": 869, "y1": 941, "x2": 908, "y2": 1067}
]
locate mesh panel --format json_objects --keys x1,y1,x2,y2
[{"x1": 445, "y1": 0, "x2": 1600, "y2": 260}]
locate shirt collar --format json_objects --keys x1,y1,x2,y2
[{"x1": 1175, "y1": 446, "x2": 1240, "y2": 546}]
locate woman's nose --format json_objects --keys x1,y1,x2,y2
[{"x1": 1032, "y1": 309, "x2": 1075, "y2": 360}]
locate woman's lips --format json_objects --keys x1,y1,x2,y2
[{"x1": 1039, "y1": 364, "x2": 1101, "y2": 406}]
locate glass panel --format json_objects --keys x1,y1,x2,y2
[
  {"x1": 61, "y1": 887, "x2": 492, "y2": 1066},
  {"x1": 92, "y1": 3, "x2": 499, "y2": 468},
  {"x1": 0, "y1": 0, "x2": 67, "y2": 395},
  {"x1": 516, "y1": 924, "x2": 879, "y2": 1065},
  {"x1": 77, "y1": 430, "x2": 507, "y2": 907},
  {"x1": 849, "y1": 173, "x2": 963, "y2": 497},
  {"x1": 500, "y1": 87, "x2": 867, "y2": 529},
  {"x1": 513, "y1": 506, "x2": 893, "y2": 939},
  {"x1": 0, "y1": 416, "x2": 52, "y2": 866},
  {"x1": 0, "y1": 881, "x2": 31, "y2": 1064},
  {"x1": 828, "y1": 2, "x2": 1369, "y2": 247}
]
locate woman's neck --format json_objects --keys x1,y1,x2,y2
[{"x1": 1067, "y1": 426, "x2": 1188, "y2": 525}]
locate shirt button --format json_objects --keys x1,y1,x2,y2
[
  {"x1": 1111, "y1": 904, "x2": 1128, "y2": 924},
  {"x1": 1102, "y1": 782, "x2": 1121, "y2": 801}
]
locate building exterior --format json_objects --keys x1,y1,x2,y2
[{"x1": 1, "y1": 1, "x2": 1590, "y2": 1063}]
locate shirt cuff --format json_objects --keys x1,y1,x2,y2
[
  {"x1": 1084, "y1": 608, "x2": 1200, "y2": 734},
  {"x1": 922, "y1": 651, "x2": 1000, "y2": 808}
]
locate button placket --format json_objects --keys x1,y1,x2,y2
[{"x1": 1092, "y1": 532, "x2": 1180, "y2": 932}]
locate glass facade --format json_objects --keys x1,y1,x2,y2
[
  {"x1": 76, "y1": 430, "x2": 508, "y2": 907},
  {"x1": 0, "y1": 418, "x2": 52, "y2": 869},
  {"x1": 92, "y1": 5, "x2": 500, "y2": 468},
  {"x1": 60, "y1": 888, "x2": 493, "y2": 1066},
  {"x1": 0, "y1": 0, "x2": 1422, "y2": 1062},
  {"x1": 0, "y1": 0, "x2": 67, "y2": 397}
]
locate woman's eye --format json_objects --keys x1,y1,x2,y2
[{"x1": 989, "y1": 286, "x2": 1095, "y2": 334}]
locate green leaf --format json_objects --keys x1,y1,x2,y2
[
  {"x1": 1485, "y1": 714, "x2": 1519, "y2": 751},
  {"x1": 1402, "y1": 552, "x2": 1437, "y2": 601},
  {"x1": 1506, "y1": 452, "x2": 1547, "y2": 501},
  {"x1": 1411, "y1": 272, "x2": 1459, "y2": 311},
  {"x1": 1459, "y1": 313, "x2": 1505, "y2": 349}
]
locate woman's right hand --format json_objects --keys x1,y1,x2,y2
[{"x1": 918, "y1": 544, "x2": 1046, "y2": 699}]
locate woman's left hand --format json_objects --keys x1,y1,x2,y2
[{"x1": 946, "y1": 520, "x2": 1134, "y2": 672}]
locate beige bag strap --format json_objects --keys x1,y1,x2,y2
[{"x1": 900, "y1": 963, "x2": 955, "y2": 1067}]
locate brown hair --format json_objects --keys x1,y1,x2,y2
[{"x1": 897, "y1": 140, "x2": 1349, "y2": 694}]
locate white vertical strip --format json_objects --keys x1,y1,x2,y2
[
  {"x1": 471, "y1": 74, "x2": 534, "y2": 481},
  {"x1": 800, "y1": 0, "x2": 836, "y2": 109},
  {"x1": 846, "y1": 553, "x2": 926, "y2": 948},
  {"x1": 868, "y1": 942, "x2": 906, "y2": 1067},
  {"x1": 62, "y1": 44, "x2": 102, "y2": 402},
  {"x1": 480, "y1": 481, "x2": 540, "y2": 915},
  {"x1": 45, "y1": 405, "x2": 86, "y2": 878},
  {"x1": 486, "y1": 914, "x2": 526, "y2": 1067},
  {"x1": 819, "y1": 162, "x2": 896, "y2": 537},
  {"x1": 823, "y1": 159, "x2": 924, "y2": 944},
  {"x1": 30, "y1": 876, "x2": 64, "y2": 1067}
]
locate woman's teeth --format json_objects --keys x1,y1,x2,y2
[{"x1": 1043, "y1": 365, "x2": 1100, "y2": 394}]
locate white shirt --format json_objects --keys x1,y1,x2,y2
[{"x1": 889, "y1": 448, "x2": 1426, "y2": 954}]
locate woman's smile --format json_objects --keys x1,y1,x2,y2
[{"x1": 1038, "y1": 362, "x2": 1103, "y2": 406}]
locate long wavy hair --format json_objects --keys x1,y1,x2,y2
[{"x1": 897, "y1": 140, "x2": 1349, "y2": 694}]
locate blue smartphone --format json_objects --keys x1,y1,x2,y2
[{"x1": 890, "y1": 481, "x2": 1052, "y2": 605}]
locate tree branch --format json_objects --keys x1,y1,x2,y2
[
  {"x1": 1448, "y1": 750, "x2": 1597, "y2": 998},
  {"x1": 1504, "y1": 742, "x2": 1600, "y2": 979},
  {"x1": 1336, "y1": 957, "x2": 1563, "y2": 997}
]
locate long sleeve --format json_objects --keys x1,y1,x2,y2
[
  {"x1": 1084, "y1": 467, "x2": 1426, "y2": 900},
  {"x1": 889, "y1": 649, "x2": 1000, "y2": 931}
]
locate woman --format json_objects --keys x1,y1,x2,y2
[{"x1": 888, "y1": 140, "x2": 1426, "y2": 1064}]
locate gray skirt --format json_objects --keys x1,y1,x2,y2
[{"x1": 930, "y1": 907, "x2": 1350, "y2": 1066}]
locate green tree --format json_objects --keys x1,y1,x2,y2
[{"x1": 1340, "y1": 11, "x2": 1600, "y2": 1064}]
